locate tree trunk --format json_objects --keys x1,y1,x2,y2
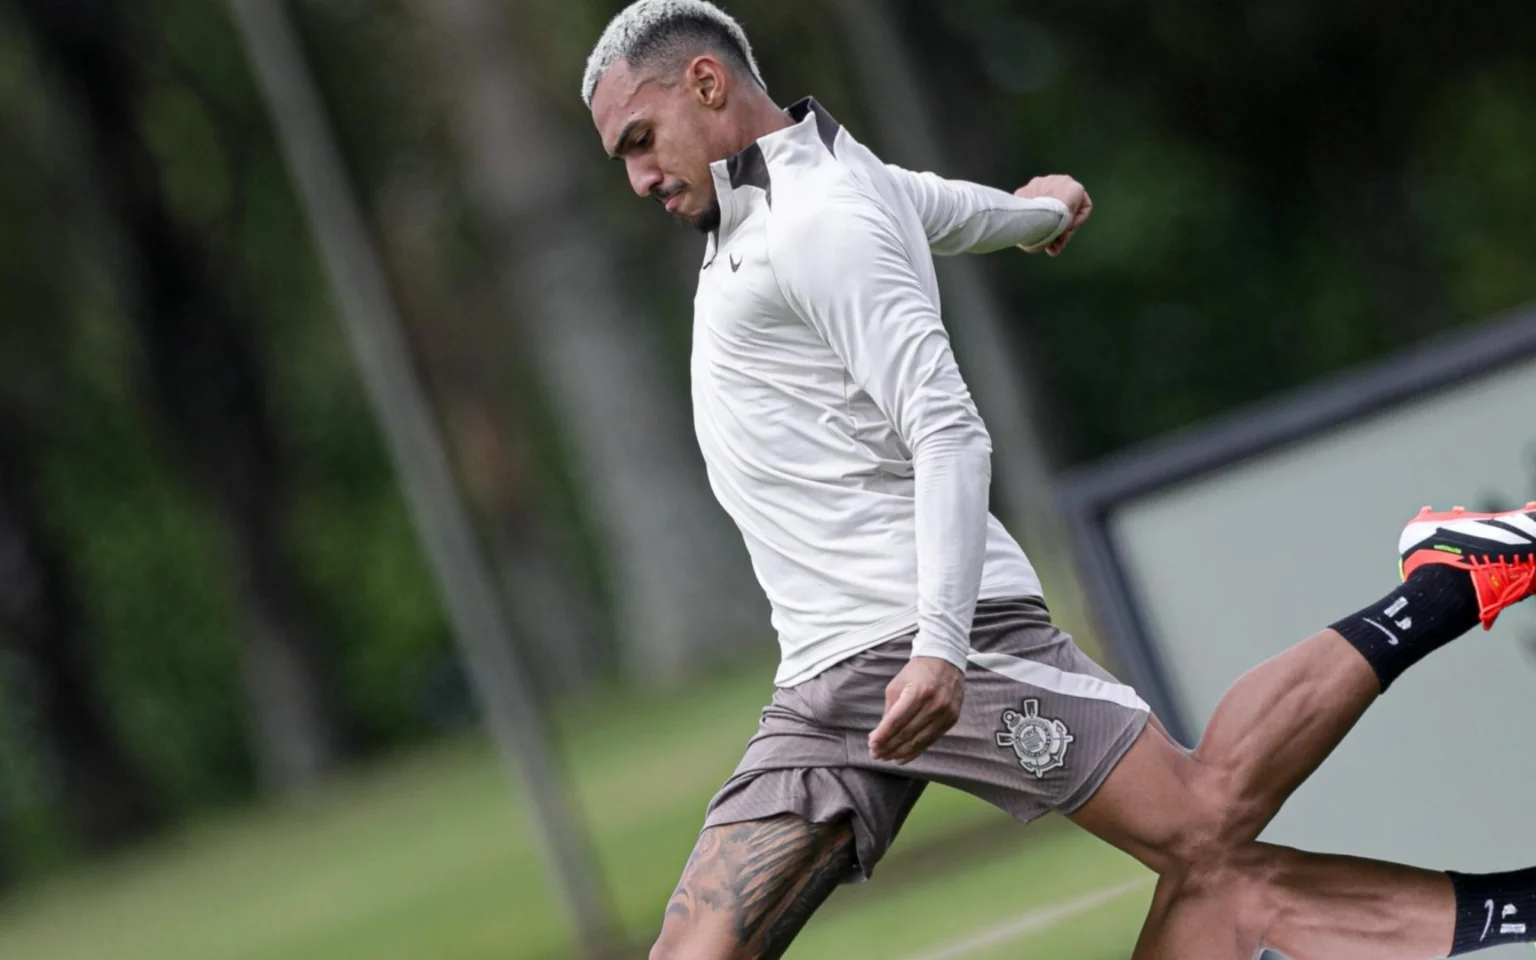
[
  {"x1": 0, "y1": 415, "x2": 164, "y2": 849},
  {"x1": 226, "y1": 0, "x2": 620, "y2": 944},
  {"x1": 413, "y1": 0, "x2": 768, "y2": 684},
  {"x1": 13, "y1": 0, "x2": 345, "y2": 793},
  {"x1": 377, "y1": 169, "x2": 603, "y2": 690}
]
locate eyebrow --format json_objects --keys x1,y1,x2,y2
[{"x1": 608, "y1": 119, "x2": 643, "y2": 160}]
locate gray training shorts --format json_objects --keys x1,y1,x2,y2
[{"x1": 703, "y1": 597, "x2": 1151, "y2": 881}]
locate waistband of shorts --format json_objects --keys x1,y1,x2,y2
[{"x1": 774, "y1": 594, "x2": 1050, "y2": 688}]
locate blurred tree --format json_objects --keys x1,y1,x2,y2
[
  {"x1": 902, "y1": 0, "x2": 1536, "y2": 461},
  {"x1": 1012, "y1": 0, "x2": 1533, "y2": 339},
  {"x1": 0, "y1": 39, "x2": 168, "y2": 868},
  {"x1": 11, "y1": 0, "x2": 347, "y2": 793},
  {"x1": 0, "y1": 31, "x2": 253, "y2": 808},
  {"x1": 226, "y1": 1, "x2": 623, "y2": 943},
  {"x1": 0, "y1": 416, "x2": 165, "y2": 852},
  {"x1": 268, "y1": 0, "x2": 620, "y2": 693},
  {"x1": 377, "y1": 169, "x2": 603, "y2": 689},
  {"x1": 411, "y1": 0, "x2": 768, "y2": 684}
]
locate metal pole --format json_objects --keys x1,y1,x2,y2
[{"x1": 224, "y1": 1, "x2": 619, "y2": 952}]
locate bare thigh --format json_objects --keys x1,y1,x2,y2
[
  {"x1": 1069, "y1": 722, "x2": 1453, "y2": 960},
  {"x1": 1068, "y1": 719, "x2": 1227, "y2": 874},
  {"x1": 654, "y1": 814, "x2": 858, "y2": 960}
]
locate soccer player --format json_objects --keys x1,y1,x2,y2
[{"x1": 580, "y1": 2, "x2": 1536, "y2": 957}]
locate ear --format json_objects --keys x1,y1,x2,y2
[{"x1": 685, "y1": 54, "x2": 729, "y2": 109}]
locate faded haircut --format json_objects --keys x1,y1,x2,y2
[{"x1": 581, "y1": 0, "x2": 767, "y2": 107}]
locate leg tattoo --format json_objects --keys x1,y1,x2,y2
[{"x1": 661, "y1": 814, "x2": 857, "y2": 958}]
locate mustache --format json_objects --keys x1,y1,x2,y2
[{"x1": 651, "y1": 183, "x2": 685, "y2": 205}]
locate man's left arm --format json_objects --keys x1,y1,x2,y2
[
  {"x1": 886, "y1": 165, "x2": 1092, "y2": 258},
  {"x1": 771, "y1": 201, "x2": 989, "y2": 764}
]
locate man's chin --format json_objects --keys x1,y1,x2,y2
[{"x1": 675, "y1": 202, "x2": 721, "y2": 235}]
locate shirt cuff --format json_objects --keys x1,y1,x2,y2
[
  {"x1": 1014, "y1": 197, "x2": 1073, "y2": 252},
  {"x1": 910, "y1": 634, "x2": 971, "y2": 674}
]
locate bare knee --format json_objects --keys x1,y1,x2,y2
[
  {"x1": 1163, "y1": 763, "x2": 1271, "y2": 868},
  {"x1": 648, "y1": 934, "x2": 682, "y2": 960},
  {"x1": 649, "y1": 925, "x2": 729, "y2": 960},
  {"x1": 650, "y1": 909, "x2": 751, "y2": 960},
  {"x1": 1073, "y1": 727, "x2": 1268, "y2": 878},
  {"x1": 650, "y1": 941, "x2": 729, "y2": 960},
  {"x1": 1163, "y1": 843, "x2": 1287, "y2": 946}
]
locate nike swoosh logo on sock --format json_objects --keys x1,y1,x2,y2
[{"x1": 1362, "y1": 618, "x2": 1400, "y2": 646}]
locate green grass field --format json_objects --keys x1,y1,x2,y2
[{"x1": 0, "y1": 661, "x2": 1154, "y2": 959}]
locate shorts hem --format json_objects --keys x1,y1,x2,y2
[
  {"x1": 701, "y1": 770, "x2": 883, "y2": 884},
  {"x1": 1055, "y1": 708, "x2": 1150, "y2": 815}
]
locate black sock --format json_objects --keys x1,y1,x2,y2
[
  {"x1": 1449, "y1": 868, "x2": 1536, "y2": 954},
  {"x1": 1329, "y1": 566, "x2": 1479, "y2": 692}
]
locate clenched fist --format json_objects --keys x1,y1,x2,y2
[
  {"x1": 868, "y1": 656, "x2": 966, "y2": 764},
  {"x1": 1014, "y1": 174, "x2": 1092, "y2": 256}
]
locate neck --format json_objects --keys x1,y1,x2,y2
[{"x1": 722, "y1": 91, "x2": 792, "y2": 157}]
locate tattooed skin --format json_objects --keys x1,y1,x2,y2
[{"x1": 659, "y1": 815, "x2": 857, "y2": 958}]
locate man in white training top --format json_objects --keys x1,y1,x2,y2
[{"x1": 582, "y1": 2, "x2": 1536, "y2": 957}]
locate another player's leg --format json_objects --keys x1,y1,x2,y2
[
  {"x1": 1126, "y1": 841, "x2": 1454, "y2": 960},
  {"x1": 1069, "y1": 505, "x2": 1536, "y2": 957},
  {"x1": 1075, "y1": 724, "x2": 1452, "y2": 958},
  {"x1": 1074, "y1": 722, "x2": 1536, "y2": 959},
  {"x1": 650, "y1": 814, "x2": 857, "y2": 960},
  {"x1": 1174, "y1": 504, "x2": 1535, "y2": 841}
]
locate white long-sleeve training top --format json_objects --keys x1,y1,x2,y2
[{"x1": 692, "y1": 97, "x2": 1071, "y2": 687}]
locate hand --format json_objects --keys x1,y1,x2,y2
[
  {"x1": 1014, "y1": 174, "x2": 1092, "y2": 257},
  {"x1": 868, "y1": 656, "x2": 965, "y2": 764}
]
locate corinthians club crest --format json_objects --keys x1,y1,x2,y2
[{"x1": 995, "y1": 699, "x2": 1074, "y2": 778}]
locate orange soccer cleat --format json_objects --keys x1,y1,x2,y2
[{"x1": 1399, "y1": 503, "x2": 1536, "y2": 629}]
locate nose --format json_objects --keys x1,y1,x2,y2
[{"x1": 627, "y1": 158, "x2": 663, "y2": 199}]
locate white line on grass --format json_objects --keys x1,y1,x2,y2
[{"x1": 895, "y1": 877, "x2": 1155, "y2": 960}]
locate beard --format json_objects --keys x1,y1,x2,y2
[
  {"x1": 654, "y1": 181, "x2": 721, "y2": 234},
  {"x1": 680, "y1": 198, "x2": 721, "y2": 234}
]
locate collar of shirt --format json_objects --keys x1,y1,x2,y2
[{"x1": 704, "y1": 97, "x2": 842, "y2": 265}]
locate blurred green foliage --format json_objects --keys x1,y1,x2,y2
[{"x1": 0, "y1": 0, "x2": 454, "y2": 852}]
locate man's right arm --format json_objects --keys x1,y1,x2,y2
[
  {"x1": 886, "y1": 165, "x2": 1089, "y2": 257},
  {"x1": 885, "y1": 165, "x2": 1068, "y2": 255}
]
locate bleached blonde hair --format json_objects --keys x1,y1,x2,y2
[{"x1": 581, "y1": 0, "x2": 767, "y2": 107}]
